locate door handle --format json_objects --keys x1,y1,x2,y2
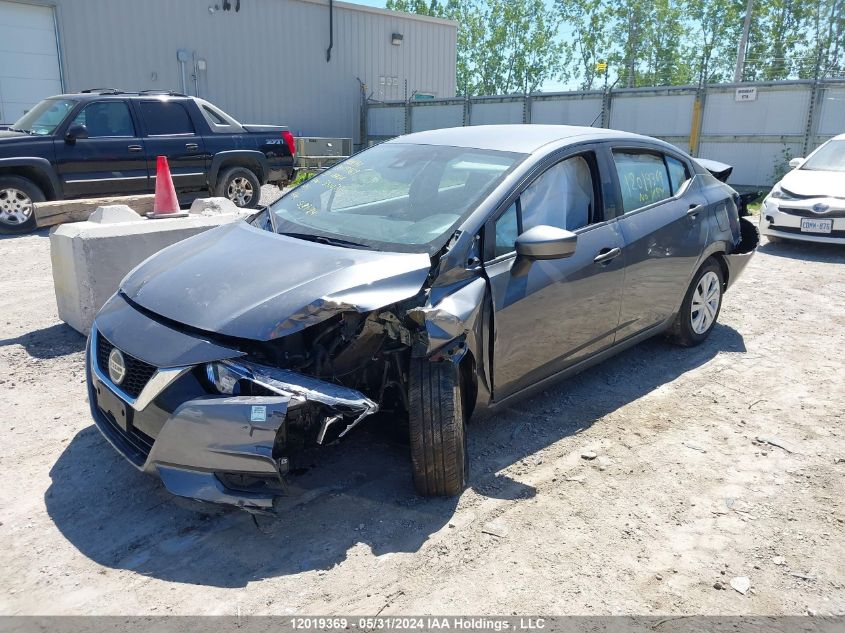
[
  {"x1": 185, "y1": 143, "x2": 199, "y2": 151},
  {"x1": 687, "y1": 204, "x2": 704, "y2": 217},
  {"x1": 594, "y1": 247, "x2": 621, "y2": 265},
  {"x1": 128, "y1": 145, "x2": 143, "y2": 152}
]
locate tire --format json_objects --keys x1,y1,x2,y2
[
  {"x1": 408, "y1": 358, "x2": 468, "y2": 497},
  {"x1": 667, "y1": 258, "x2": 724, "y2": 347},
  {"x1": 0, "y1": 176, "x2": 45, "y2": 234},
  {"x1": 215, "y1": 166, "x2": 261, "y2": 209}
]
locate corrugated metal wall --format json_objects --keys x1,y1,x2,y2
[
  {"x1": 46, "y1": 0, "x2": 456, "y2": 143},
  {"x1": 366, "y1": 80, "x2": 845, "y2": 187}
]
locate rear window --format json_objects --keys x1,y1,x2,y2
[{"x1": 138, "y1": 100, "x2": 195, "y2": 135}]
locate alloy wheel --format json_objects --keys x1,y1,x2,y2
[
  {"x1": 690, "y1": 270, "x2": 721, "y2": 334},
  {"x1": 0, "y1": 188, "x2": 34, "y2": 226},
  {"x1": 226, "y1": 177, "x2": 254, "y2": 207}
]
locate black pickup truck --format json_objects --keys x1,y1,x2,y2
[{"x1": 0, "y1": 90, "x2": 296, "y2": 233}]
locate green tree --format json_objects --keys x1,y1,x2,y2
[
  {"x1": 683, "y1": 0, "x2": 745, "y2": 84},
  {"x1": 742, "y1": 0, "x2": 812, "y2": 80},
  {"x1": 387, "y1": 0, "x2": 564, "y2": 95},
  {"x1": 554, "y1": 0, "x2": 614, "y2": 90},
  {"x1": 795, "y1": 0, "x2": 845, "y2": 79}
]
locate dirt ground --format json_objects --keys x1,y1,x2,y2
[{"x1": 1, "y1": 214, "x2": 843, "y2": 616}]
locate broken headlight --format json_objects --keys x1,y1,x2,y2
[
  {"x1": 769, "y1": 184, "x2": 798, "y2": 201},
  {"x1": 205, "y1": 361, "x2": 252, "y2": 395}
]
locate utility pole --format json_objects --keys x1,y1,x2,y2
[
  {"x1": 734, "y1": 0, "x2": 754, "y2": 82},
  {"x1": 626, "y1": 17, "x2": 638, "y2": 87}
]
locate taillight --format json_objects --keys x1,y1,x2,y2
[{"x1": 281, "y1": 130, "x2": 296, "y2": 156}]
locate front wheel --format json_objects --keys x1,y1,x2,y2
[
  {"x1": 407, "y1": 359, "x2": 468, "y2": 497},
  {"x1": 667, "y1": 258, "x2": 724, "y2": 347},
  {"x1": 215, "y1": 166, "x2": 261, "y2": 209},
  {"x1": 0, "y1": 176, "x2": 45, "y2": 234}
]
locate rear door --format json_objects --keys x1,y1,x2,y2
[
  {"x1": 609, "y1": 145, "x2": 710, "y2": 341},
  {"x1": 53, "y1": 99, "x2": 150, "y2": 197},
  {"x1": 483, "y1": 147, "x2": 626, "y2": 399},
  {"x1": 134, "y1": 99, "x2": 208, "y2": 193}
]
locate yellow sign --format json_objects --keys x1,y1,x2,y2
[{"x1": 595, "y1": 61, "x2": 608, "y2": 73}]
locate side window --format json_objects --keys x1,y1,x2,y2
[
  {"x1": 521, "y1": 155, "x2": 595, "y2": 232},
  {"x1": 665, "y1": 155, "x2": 691, "y2": 194},
  {"x1": 138, "y1": 101, "x2": 195, "y2": 135},
  {"x1": 494, "y1": 202, "x2": 519, "y2": 257},
  {"x1": 70, "y1": 101, "x2": 135, "y2": 137},
  {"x1": 613, "y1": 151, "x2": 672, "y2": 213},
  {"x1": 202, "y1": 105, "x2": 227, "y2": 126},
  {"x1": 490, "y1": 154, "x2": 597, "y2": 258}
]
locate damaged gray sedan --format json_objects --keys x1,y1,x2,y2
[{"x1": 86, "y1": 125, "x2": 759, "y2": 511}]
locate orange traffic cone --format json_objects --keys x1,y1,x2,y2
[{"x1": 147, "y1": 156, "x2": 188, "y2": 219}]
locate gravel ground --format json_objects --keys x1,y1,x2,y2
[{"x1": 1, "y1": 220, "x2": 843, "y2": 616}]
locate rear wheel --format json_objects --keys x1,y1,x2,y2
[
  {"x1": 0, "y1": 176, "x2": 44, "y2": 234},
  {"x1": 408, "y1": 359, "x2": 468, "y2": 497},
  {"x1": 667, "y1": 258, "x2": 724, "y2": 347},
  {"x1": 215, "y1": 166, "x2": 261, "y2": 209}
]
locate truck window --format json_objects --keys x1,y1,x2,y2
[
  {"x1": 138, "y1": 101, "x2": 195, "y2": 135},
  {"x1": 202, "y1": 105, "x2": 226, "y2": 125},
  {"x1": 70, "y1": 101, "x2": 135, "y2": 138}
]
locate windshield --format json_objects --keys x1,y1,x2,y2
[
  {"x1": 12, "y1": 99, "x2": 77, "y2": 135},
  {"x1": 802, "y1": 139, "x2": 845, "y2": 172},
  {"x1": 269, "y1": 143, "x2": 524, "y2": 253}
]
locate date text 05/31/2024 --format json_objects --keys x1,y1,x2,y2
[{"x1": 289, "y1": 618, "x2": 548, "y2": 631}]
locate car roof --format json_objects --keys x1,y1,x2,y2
[{"x1": 386, "y1": 124, "x2": 654, "y2": 154}]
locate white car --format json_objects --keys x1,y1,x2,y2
[{"x1": 760, "y1": 132, "x2": 845, "y2": 244}]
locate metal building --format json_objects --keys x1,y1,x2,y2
[{"x1": 0, "y1": 0, "x2": 457, "y2": 143}]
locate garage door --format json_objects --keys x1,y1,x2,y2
[{"x1": 0, "y1": 1, "x2": 63, "y2": 125}]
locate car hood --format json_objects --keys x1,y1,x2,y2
[
  {"x1": 780, "y1": 169, "x2": 845, "y2": 198},
  {"x1": 120, "y1": 221, "x2": 433, "y2": 341}
]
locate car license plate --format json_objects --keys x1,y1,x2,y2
[
  {"x1": 95, "y1": 380, "x2": 129, "y2": 432},
  {"x1": 800, "y1": 218, "x2": 833, "y2": 234}
]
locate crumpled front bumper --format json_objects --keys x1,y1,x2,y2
[{"x1": 86, "y1": 318, "x2": 376, "y2": 512}]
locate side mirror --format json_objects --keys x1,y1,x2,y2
[
  {"x1": 788, "y1": 157, "x2": 804, "y2": 169},
  {"x1": 65, "y1": 124, "x2": 89, "y2": 144},
  {"x1": 515, "y1": 225, "x2": 578, "y2": 260}
]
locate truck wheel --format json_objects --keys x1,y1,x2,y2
[
  {"x1": 408, "y1": 358, "x2": 468, "y2": 497},
  {"x1": 0, "y1": 176, "x2": 44, "y2": 234},
  {"x1": 667, "y1": 258, "x2": 724, "y2": 347},
  {"x1": 216, "y1": 166, "x2": 261, "y2": 209}
]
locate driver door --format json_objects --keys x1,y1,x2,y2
[
  {"x1": 53, "y1": 100, "x2": 150, "y2": 198},
  {"x1": 483, "y1": 149, "x2": 626, "y2": 399}
]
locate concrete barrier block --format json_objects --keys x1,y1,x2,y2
[
  {"x1": 189, "y1": 197, "x2": 240, "y2": 216},
  {"x1": 50, "y1": 212, "x2": 252, "y2": 335},
  {"x1": 88, "y1": 204, "x2": 142, "y2": 224}
]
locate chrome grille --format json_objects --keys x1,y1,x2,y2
[
  {"x1": 780, "y1": 207, "x2": 845, "y2": 219},
  {"x1": 96, "y1": 334, "x2": 157, "y2": 399}
]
